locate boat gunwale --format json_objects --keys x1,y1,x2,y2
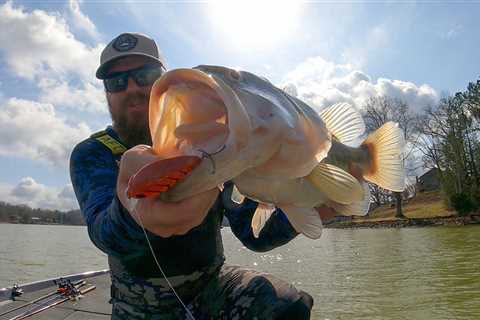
[{"x1": 0, "y1": 269, "x2": 110, "y2": 302}]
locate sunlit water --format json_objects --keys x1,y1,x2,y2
[{"x1": 1, "y1": 224, "x2": 479, "y2": 319}]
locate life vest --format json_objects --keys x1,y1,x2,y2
[{"x1": 90, "y1": 130, "x2": 127, "y2": 156}]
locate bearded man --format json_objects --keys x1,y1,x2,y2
[{"x1": 70, "y1": 32, "x2": 314, "y2": 319}]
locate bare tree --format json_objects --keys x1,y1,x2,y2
[
  {"x1": 457, "y1": 79, "x2": 480, "y2": 120},
  {"x1": 416, "y1": 95, "x2": 480, "y2": 204}
]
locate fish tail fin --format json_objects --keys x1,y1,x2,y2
[
  {"x1": 320, "y1": 102, "x2": 365, "y2": 144},
  {"x1": 362, "y1": 122, "x2": 405, "y2": 192}
]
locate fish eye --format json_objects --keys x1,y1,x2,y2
[{"x1": 228, "y1": 69, "x2": 241, "y2": 81}]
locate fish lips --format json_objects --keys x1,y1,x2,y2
[
  {"x1": 149, "y1": 68, "x2": 251, "y2": 155},
  {"x1": 129, "y1": 68, "x2": 252, "y2": 200}
]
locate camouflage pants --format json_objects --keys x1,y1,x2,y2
[{"x1": 111, "y1": 264, "x2": 313, "y2": 320}]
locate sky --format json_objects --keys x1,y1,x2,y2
[{"x1": 0, "y1": 0, "x2": 479, "y2": 211}]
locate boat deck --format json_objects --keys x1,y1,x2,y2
[{"x1": 0, "y1": 272, "x2": 111, "y2": 320}]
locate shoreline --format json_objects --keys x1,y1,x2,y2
[
  {"x1": 326, "y1": 214, "x2": 480, "y2": 229},
  {"x1": 0, "y1": 222, "x2": 85, "y2": 226},
  {"x1": 2, "y1": 214, "x2": 480, "y2": 229}
]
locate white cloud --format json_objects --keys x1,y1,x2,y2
[
  {"x1": 281, "y1": 56, "x2": 439, "y2": 113},
  {"x1": 0, "y1": 98, "x2": 91, "y2": 167},
  {"x1": 0, "y1": 1, "x2": 102, "y2": 81},
  {"x1": 67, "y1": 0, "x2": 100, "y2": 40},
  {"x1": 0, "y1": 178, "x2": 78, "y2": 211},
  {"x1": 38, "y1": 80, "x2": 106, "y2": 114},
  {"x1": 0, "y1": 1, "x2": 105, "y2": 113}
]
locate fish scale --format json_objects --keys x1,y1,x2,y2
[{"x1": 127, "y1": 65, "x2": 405, "y2": 239}]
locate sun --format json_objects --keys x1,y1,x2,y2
[{"x1": 208, "y1": 0, "x2": 302, "y2": 49}]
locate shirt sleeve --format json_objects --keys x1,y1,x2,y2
[
  {"x1": 69, "y1": 140, "x2": 147, "y2": 260},
  {"x1": 221, "y1": 182, "x2": 298, "y2": 252}
]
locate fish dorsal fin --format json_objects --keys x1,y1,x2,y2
[
  {"x1": 328, "y1": 182, "x2": 371, "y2": 216},
  {"x1": 320, "y1": 103, "x2": 365, "y2": 144},
  {"x1": 307, "y1": 163, "x2": 364, "y2": 204},
  {"x1": 231, "y1": 184, "x2": 246, "y2": 204},
  {"x1": 251, "y1": 203, "x2": 276, "y2": 238},
  {"x1": 279, "y1": 205, "x2": 323, "y2": 239}
]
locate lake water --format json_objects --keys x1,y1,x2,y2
[{"x1": 1, "y1": 224, "x2": 479, "y2": 319}]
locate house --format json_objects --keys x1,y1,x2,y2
[{"x1": 416, "y1": 168, "x2": 441, "y2": 192}]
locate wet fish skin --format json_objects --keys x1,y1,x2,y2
[{"x1": 129, "y1": 65, "x2": 405, "y2": 239}]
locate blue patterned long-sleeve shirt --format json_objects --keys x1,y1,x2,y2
[{"x1": 70, "y1": 126, "x2": 298, "y2": 277}]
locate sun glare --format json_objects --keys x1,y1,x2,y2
[{"x1": 208, "y1": 0, "x2": 302, "y2": 49}]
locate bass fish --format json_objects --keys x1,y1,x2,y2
[{"x1": 127, "y1": 65, "x2": 405, "y2": 239}]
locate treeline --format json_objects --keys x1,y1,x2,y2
[
  {"x1": 361, "y1": 78, "x2": 480, "y2": 216},
  {"x1": 416, "y1": 79, "x2": 480, "y2": 215},
  {"x1": 0, "y1": 201, "x2": 85, "y2": 225}
]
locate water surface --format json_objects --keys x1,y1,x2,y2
[{"x1": 1, "y1": 224, "x2": 479, "y2": 319}]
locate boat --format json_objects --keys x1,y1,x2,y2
[{"x1": 0, "y1": 270, "x2": 111, "y2": 319}]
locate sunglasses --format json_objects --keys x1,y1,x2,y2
[{"x1": 104, "y1": 65, "x2": 164, "y2": 93}]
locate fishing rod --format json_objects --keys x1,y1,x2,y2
[
  {"x1": 0, "y1": 269, "x2": 109, "y2": 303},
  {"x1": 11, "y1": 285, "x2": 96, "y2": 320},
  {"x1": 0, "y1": 279, "x2": 85, "y2": 317}
]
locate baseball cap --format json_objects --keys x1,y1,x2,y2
[{"x1": 96, "y1": 32, "x2": 166, "y2": 79}]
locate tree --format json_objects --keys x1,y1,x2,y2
[
  {"x1": 457, "y1": 79, "x2": 480, "y2": 120},
  {"x1": 416, "y1": 93, "x2": 480, "y2": 212}
]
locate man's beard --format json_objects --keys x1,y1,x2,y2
[{"x1": 108, "y1": 93, "x2": 153, "y2": 148}]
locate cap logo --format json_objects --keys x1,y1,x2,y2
[{"x1": 112, "y1": 34, "x2": 138, "y2": 52}]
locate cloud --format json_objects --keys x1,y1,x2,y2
[
  {"x1": 0, "y1": 98, "x2": 91, "y2": 166},
  {"x1": 443, "y1": 24, "x2": 463, "y2": 39},
  {"x1": 0, "y1": 178, "x2": 78, "y2": 211},
  {"x1": 0, "y1": 2, "x2": 105, "y2": 113},
  {"x1": 0, "y1": 1, "x2": 102, "y2": 81},
  {"x1": 38, "y1": 79, "x2": 106, "y2": 114},
  {"x1": 281, "y1": 56, "x2": 439, "y2": 113},
  {"x1": 67, "y1": 0, "x2": 99, "y2": 40}
]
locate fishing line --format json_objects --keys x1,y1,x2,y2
[
  {"x1": 197, "y1": 144, "x2": 226, "y2": 174},
  {"x1": 131, "y1": 201, "x2": 196, "y2": 320}
]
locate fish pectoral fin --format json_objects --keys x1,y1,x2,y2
[
  {"x1": 328, "y1": 182, "x2": 371, "y2": 216},
  {"x1": 362, "y1": 122, "x2": 405, "y2": 192},
  {"x1": 307, "y1": 163, "x2": 364, "y2": 204},
  {"x1": 231, "y1": 184, "x2": 246, "y2": 204},
  {"x1": 279, "y1": 205, "x2": 323, "y2": 239},
  {"x1": 320, "y1": 102, "x2": 365, "y2": 145},
  {"x1": 251, "y1": 203, "x2": 276, "y2": 238}
]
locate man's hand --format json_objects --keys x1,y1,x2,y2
[{"x1": 117, "y1": 145, "x2": 219, "y2": 237}]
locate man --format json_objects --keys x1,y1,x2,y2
[{"x1": 70, "y1": 32, "x2": 316, "y2": 319}]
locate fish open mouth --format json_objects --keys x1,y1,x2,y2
[
  {"x1": 127, "y1": 69, "x2": 231, "y2": 199},
  {"x1": 149, "y1": 69, "x2": 230, "y2": 158}
]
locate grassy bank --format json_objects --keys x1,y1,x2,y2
[{"x1": 328, "y1": 191, "x2": 480, "y2": 228}]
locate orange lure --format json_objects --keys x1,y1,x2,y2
[{"x1": 126, "y1": 155, "x2": 202, "y2": 199}]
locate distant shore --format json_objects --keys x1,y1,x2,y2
[
  {"x1": 326, "y1": 214, "x2": 480, "y2": 229},
  {"x1": 3, "y1": 214, "x2": 480, "y2": 229},
  {"x1": 0, "y1": 221, "x2": 85, "y2": 226}
]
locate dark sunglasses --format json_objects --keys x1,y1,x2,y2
[{"x1": 104, "y1": 65, "x2": 164, "y2": 93}]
